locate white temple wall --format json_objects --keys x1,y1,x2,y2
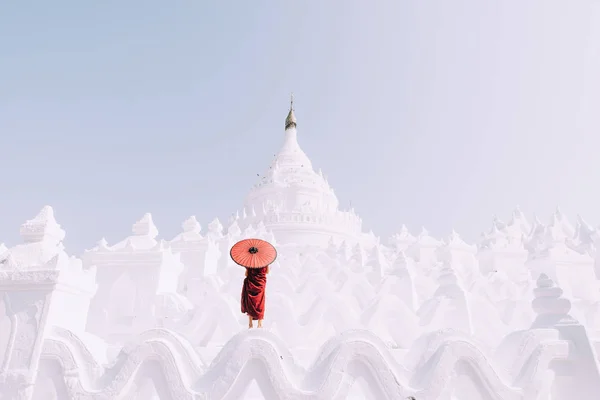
[
  {"x1": 176, "y1": 247, "x2": 215, "y2": 282},
  {"x1": 0, "y1": 206, "x2": 599, "y2": 399},
  {"x1": 478, "y1": 250, "x2": 529, "y2": 280},
  {"x1": 86, "y1": 265, "x2": 163, "y2": 337},
  {"x1": 46, "y1": 286, "x2": 93, "y2": 333},
  {"x1": 156, "y1": 255, "x2": 181, "y2": 293}
]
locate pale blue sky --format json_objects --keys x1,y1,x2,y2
[{"x1": 1, "y1": 1, "x2": 599, "y2": 253}]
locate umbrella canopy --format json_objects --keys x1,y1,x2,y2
[{"x1": 230, "y1": 238, "x2": 277, "y2": 269}]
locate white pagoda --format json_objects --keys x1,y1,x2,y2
[{"x1": 238, "y1": 97, "x2": 369, "y2": 249}]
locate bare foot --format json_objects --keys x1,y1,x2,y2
[
  {"x1": 257, "y1": 320, "x2": 263, "y2": 328},
  {"x1": 248, "y1": 315, "x2": 253, "y2": 329}
]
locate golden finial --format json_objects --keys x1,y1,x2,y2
[{"x1": 285, "y1": 92, "x2": 297, "y2": 130}]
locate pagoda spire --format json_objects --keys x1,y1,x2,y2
[{"x1": 285, "y1": 93, "x2": 297, "y2": 130}]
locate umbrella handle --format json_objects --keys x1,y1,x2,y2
[{"x1": 245, "y1": 268, "x2": 248, "y2": 277}]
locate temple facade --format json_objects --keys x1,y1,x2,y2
[{"x1": 237, "y1": 97, "x2": 368, "y2": 248}]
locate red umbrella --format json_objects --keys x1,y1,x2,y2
[{"x1": 230, "y1": 238, "x2": 277, "y2": 269}]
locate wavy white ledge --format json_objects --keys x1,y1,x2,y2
[{"x1": 35, "y1": 327, "x2": 569, "y2": 400}]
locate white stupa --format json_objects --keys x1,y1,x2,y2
[{"x1": 240, "y1": 96, "x2": 365, "y2": 248}]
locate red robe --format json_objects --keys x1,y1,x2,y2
[{"x1": 241, "y1": 266, "x2": 268, "y2": 320}]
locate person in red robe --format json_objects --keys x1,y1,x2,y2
[{"x1": 241, "y1": 265, "x2": 269, "y2": 328}]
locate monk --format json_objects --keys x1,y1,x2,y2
[{"x1": 241, "y1": 265, "x2": 269, "y2": 328}]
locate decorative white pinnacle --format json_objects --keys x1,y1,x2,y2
[
  {"x1": 531, "y1": 273, "x2": 576, "y2": 328},
  {"x1": 390, "y1": 251, "x2": 409, "y2": 274},
  {"x1": 447, "y1": 229, "x2": 461, "y2": 242},
  {"x1": 227, "y1": 220, "x2": 242, "y2": 238},
  {"x1": 20, "y1": 205, "x2": 66, "y2": 244},
  {"x1": 207, "y1": 218, "x2": 224, "y2": 237},
  {"x1": 327, "y1": 237, "x2": 338, "y2": 255},
  {"x1": 512, "y1": 205, "x2": 522, "y2": 216},
  {"x1": 182, "y1": 216, "x2": 201, "y2": 234},
  {"x1": 367, "y1": 245, "x2": 387, "y2": 266},
  {"x1": 132, "y1": 213, "x2": 158, "y2": 239},
  {"x1": 437, "y1": 263, "x2": 459, "y2": 286}
]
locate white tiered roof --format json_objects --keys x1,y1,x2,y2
[{"x1": 240, "y1": 98, "x2": 365, "y2": 247}]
